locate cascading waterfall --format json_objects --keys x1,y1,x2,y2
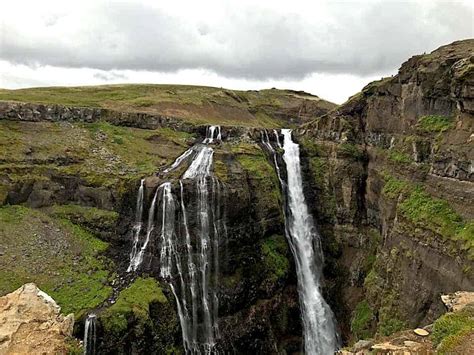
[
  {"x1": 127, "y1": 179, "x2": 145, "y2": 272},
  {"x1": 128, "y1": 185, "x2": 159, "y2": 272},
  {"x1": 127, "y1": 126, "x2": 224, "y2": 353},
  {"x1": 279, "y1": 129, "x2": 338, "y2": 354},
  {"x1": 83, "y1": 313, "x2": 97, "y2": 355}
]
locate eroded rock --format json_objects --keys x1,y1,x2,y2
[{"x1": 0, "y1": 283, "x2": 74, "y2": 354}]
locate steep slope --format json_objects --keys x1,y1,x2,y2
[{"x1": 298, "y1": 39, "x2": 473, "y2": 343}]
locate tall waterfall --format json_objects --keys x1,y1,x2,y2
[
  {"x1": 83, "y1": 313, "x2": 97, "y2": 355},
  {"x1": 127, "y1": 126, "x2": 224, "y2": 353},
  {"x1": 275, "y1": 129, "x2": 339, "y2": 354}
]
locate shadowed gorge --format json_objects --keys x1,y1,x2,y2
[{"x1": 0, "y1": 39, "x2": 473, "y2": 354}]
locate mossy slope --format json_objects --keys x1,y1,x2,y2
[{"x1": 0, "y1": 205, "x2": 112, "y2": 317}]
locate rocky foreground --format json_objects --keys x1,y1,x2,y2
[{"x1": 0, "y1": 283, "x2": 75, "y2": 354}]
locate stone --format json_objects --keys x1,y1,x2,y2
[
  {"x1": 0, "y1": 283, "x2": 74, "y2": 354},
  {"x1": 441, "y1": 291, "x2": 474, "y2": 312},
  {"x1": 404, "y1": 340, "x2": 422, "y2": 348},
  {"x1": 414, "y1": 328, "x2": 429, "y2": 336},
  {"x1": 353, "y1": 339, "x2": 373, "y2": 352}
]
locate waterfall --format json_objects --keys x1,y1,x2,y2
[
  {"x1": 83, "y1": 314, "x2": 97, "y2": 355},
  {"x1": 127, "y1": 179, "x2": 145, "y2": 272},
  {"x1": 128, "y1": 185, "x2": 160, "y2": 272},
  {"x1": 277, "y1": 129, "x2": 338, "y2": 354},
  {"x1": 126, "y1": 126, "x2": 223, "y2": 353},
  {"x1": 203, "y1": 125, "x2": 221, "y2": 144}
]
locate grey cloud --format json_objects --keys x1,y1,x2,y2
[
  {"x1": 0, "y1": 1, "x2": 472, "y2": 80},
  {"x1": 93, "y1": 71, "x2": 127, "y2": 81}
]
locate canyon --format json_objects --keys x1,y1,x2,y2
[{"x1": 0, "y1": 39, "x2": 472, "y2": 354}]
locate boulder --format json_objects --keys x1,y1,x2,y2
[{"x1": 0, "y1": 283, "x2": 74, "y2": 354}]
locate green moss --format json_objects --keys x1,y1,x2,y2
[
  {"x1": 417, "y1": 115, "x2": 454, "y2": 133},
  {"x1": 299, "y1": 137, "x2": 328, "y2": 158},
  {"x1": 381, "y1": 174, "x2": 473, "y2": 259},
  {"x1": 261, "y1": 235, "x2": 289, "y2": 283},
  {"x1": 400, "y1": 188, "x2": 463, "y2": 240},
  {"x1": 235, "y1": 143, "x2": 281, "y2": 210},
  {"x1": 431, "y1": 305, "x2": 474, "y2": 352},
  {"x1": 351, "y1": 300, "x2": 375, "y2": 340},
  {"x1": 101, "y1": 277, "x2": 167, "y2": 335},
  {"x1": 49, "y1": 204, "x2": 118, "y2": 238},
  {"x1": 0, "y1": 205, "x2": 112, "y2": 317},
  {"x1": 388, "y1": 150, "x2": 412, "y2": 164},
  {"x1": 66, "y1": 338, "x2": 83, "y2": 355},
  {"x1": 0, "y1": 121, "x2": 195, "y2": 196},
  {"x1": 378, "y1": 317, "x2": 406, "y2": 336},
  {"x1": 382, "y1": 173, "x2": 412, "y2": 199}
]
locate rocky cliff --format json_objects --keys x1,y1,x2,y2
[
  {"x1": 297, "y1": 39, "x2": 473, "y2": 347},
  {"x1": 0, "y1": 40, "x2": 472, "y2": 354}
]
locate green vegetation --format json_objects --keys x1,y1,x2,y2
[
  {"x1": 0, "y1": 84, "x2": 336, "y2": 127},
  {"x1": 0, "y1": 205, "x2": 112, "y2": 317},
  {"x1": 261, "y1": 235, "x2": 289, "y2": 283},
  {"x1": 351, "y1": 300, "x2": 375, "y2": 340},
  {"x1": 234, "y1": 142, "x2": 282, "y2": 216},
  {"x1": 417, "y1": 115, "x2": 454, "y2": 133},
  {"x1": 101, "y1": 277, "x2": 167, "y2": 335},
  {"x1": 337, "y1": 143, "x2": 365, "y2": 161},
  {"x1": 381, "y1": 173, "x2": 411, "y2": 199},
  {"x1": 400, "y1": 188, "x2": 463, "y2": 239},
  {"x1": 378, "y1": 317, "x2": 406, "y2": 336},
  {"x1": 382, "y1": 174, "x2": 473, "y2": 259},
  {"x1": 0, "y1": 120, "x2": 193, "y2": 192},
  {"x1": 431, "y1": 305, "x2": 474, "y2": 353},
  {"x1": 49, "y1": 204, "x2": 118, "y2": 238},
  {"x1": 388, "y1": 150, "x2": 411, "y2": 164}
]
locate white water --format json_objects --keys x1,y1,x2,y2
[
  {"x1": 280, "y1": 129, "x2": 338, "y2": 354},
  {"x1": 127, "y1": 179, "x2": 145, "y2": 272},
  {"x1": 127, "y1": 126, "x2": 223, "y2": 353},
  {"x1": 203, "y1": 125, "x2": 221, "y2": 144},
  {"x1": 128, "y1": 185, "x2": 160, "y2": 272},
  {"x1": 83, "y1": 314, "x2": 97, "y2": 355},
  {"x1": 164, "y1": 148, "x2": 195, "y2": 173}
]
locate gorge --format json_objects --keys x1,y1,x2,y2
[{"x1": 0, "y1": 39, "x2": 472, "y2": 354}]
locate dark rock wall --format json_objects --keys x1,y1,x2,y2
[{"x1": 299, "y1": 39, "x2": 474, "y2": 342}]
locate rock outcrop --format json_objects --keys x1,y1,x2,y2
[
  {"x1": 298, "y1": 39, "x2": 473, "y2": 343},
  {"x1": 0, "y1": 283, "x2": 74, "y2": 354}
]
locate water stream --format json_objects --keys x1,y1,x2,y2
[
  {"x1": 127, "y1": 126, "x2": 223, "y2": 353},
  {"x1": 279, "y1": 129, "x2": 339, "y2": 354},
  {"x1": 83, "y1": 313, "x2": 97, "y2": 355}
]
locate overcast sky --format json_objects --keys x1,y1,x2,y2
[{"x1": 0, "y1": 0, "x2": 472, "y2": 103}]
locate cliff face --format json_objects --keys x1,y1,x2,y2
[
  {"x1": 0, "y1": 88, "x2": 332, "y2": 353},
  {"x1": 299, "y1": 39, "x2": 473, "y2": 342}
]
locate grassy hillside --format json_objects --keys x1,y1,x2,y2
[{"x1": 0, "y1": 84, "x2": 337, "y2": 127}]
